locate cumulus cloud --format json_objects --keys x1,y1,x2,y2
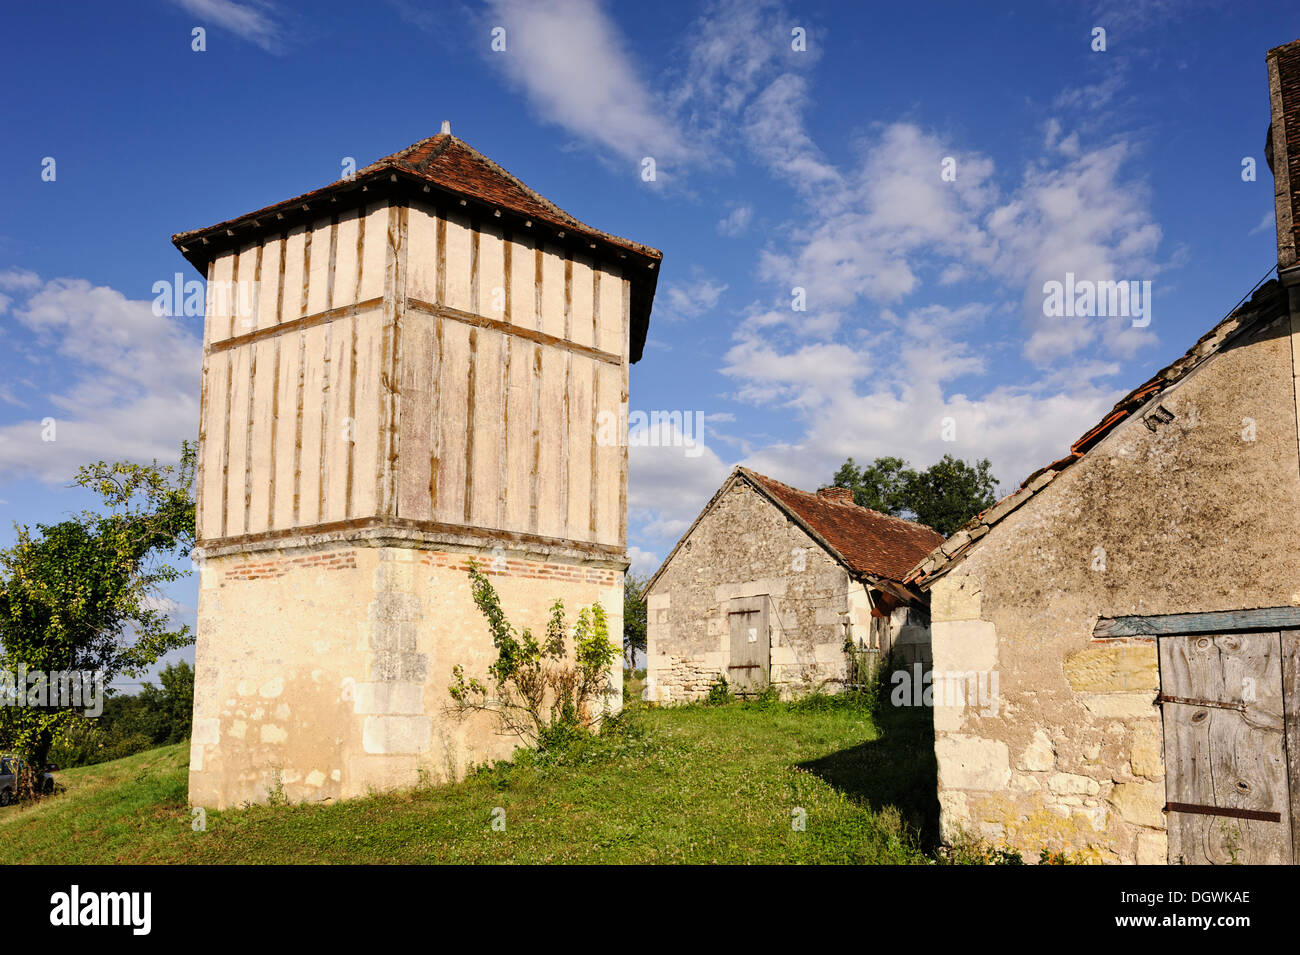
[
  {"x1": 717, "y1": 203, "x2": 754, "y2": 237},
  {"x1": 484, "y1": 0, "x2": 699, "y2": 176},
  {"x1": 660, "y1": 275, "x2": 729, "y2": 322},
  {"x1": 627, "y1": 415, "x2": 732, "y2": 552},
  {"x1": 0, "y1": 275, "x2": 202, "y2": 484}
]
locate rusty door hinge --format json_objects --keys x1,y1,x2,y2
[
  {"x1": 1157, "y1": 694, "x2": 1246, "y2": 712},
  {"x1": 1164, "y1": 801, "x2": 1281, "y2": 823}
]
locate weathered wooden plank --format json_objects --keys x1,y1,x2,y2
[
  {"x1": 434, "y1": 321, "x2": 470, "y2": 524},
  {"x1": 535, "y1": 346, "x2": 565, "y2": 538},
  {"x1": 223, "y1": 346, "x2": 251, "y2": 537},
  {"x1": 234, "y1": 243, "x2": 260, "y2": 336},
  {"x1": 598, "y1": 262, "x2": 624, "y2": 357},
  {"x1": 205, "y1": 298, "x2": 384, "y2": 355},
  {"x1": 479, "y1": 220, "x2": 505, "y2": 321},
  {"x1": 505, "y1": 339, "x2": 535, "y2": 533},
  {"x1": 1160, "y1": 633, "x2": 1291, "y2": 864},
  {"x1": 396, "y1": 312, "x2": 435, "y2": 521},
  {"x1": 333, "y1": 209, "x2": 361, "y2": 309},
  {"x1": 306, "y1": 217, "x2": 333, "y2": 316},
  {"x1": 540, "y1": 242, "x2": 566, "y2": 340},
  {"x1": 270, "y1": 335, "x2": 299, "y2": 529},
  {"x1": 595, "y1": 360, "x2": 621, "y2": 546},
  {"x1": 256, "y1": 236, "x2": 282, "y2": 331},
  {"x1": 1097, "y1": 607, "x2": 1300, "y2": 638},
  {"x1": 321, "y1": 315, "x2": 353, "y2": 523},
  {"x1": 358, "y1": 203, "x2": 389, "y2": 302},
  {"x1": 296, "y1": 324, "x2": 328, "y2": 526},
  {"x1": 443, "y1": 211, "x2": 473, "y2": 312},
  {"x1": 208, "y1": 252, "x2": 235, "y2": 344},
  {"x1": 470, "y1": 329, "x2": 503, "y2": 529},
  {"x1": 351, "y1": 313, "x2": 383, "y2": 519},
  {"x1": 404, "y1": 298, "x2": 621, "y2": 365},
  {"x1": 566, "y1": 353, "x2": 593, "y2": 542},
  {"x1": 246, "y1": 338, "x2": 276, "y2": 534},
  {"x1": 198, "y1": 350, "x2": 229, "y2": 541},
  {"x1": 406, "y1": 202, "x2": 439, "y2": 303},
  {"x1": 1282, "y1": 631, "x2": 1300, "y2": 861},
  {"x1": 569, "y1": 254, "x2": 594, "y2": 349},
  {"x1": 279, "y1": 225, "x2": 308, "y2": 322}
]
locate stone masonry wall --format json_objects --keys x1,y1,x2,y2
[
  {"x1": 646, "y1": 479, "x2": 876, "y2": 702},
  {"x1": 930, "y1": 315, "x2": 1300, "y2": 863},
  {"x1": 191, "y1": 542, "x2": 623, "y2": 809}
]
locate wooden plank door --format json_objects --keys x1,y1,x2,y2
[
  {"x1": 728, "y1": 597, "x2": 769, "y2": 694},
  {"x1": 1159, "y1": 632, "x2": 1291, "y2": 864}
]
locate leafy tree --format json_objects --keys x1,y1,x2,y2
[
  {"x1": 623, "y1": 572, "x2": 648, "y2": 671},
  {"x1": 49, "y1": 661, "x2": 196, "y2": 768},
  {"x1": 0, "y1": 445, "x2": 196, "y2": 798},
  {"x1": 449, "y1": 561, "x2": 617, "y2": 750},
  {"x1": 831, "y1": 456, "x2": 911, "y2": 515},
  {"x1": 829, "y1": 454, "x2": 998, "y2": 537}
]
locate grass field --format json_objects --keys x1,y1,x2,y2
[{"x1": 0, "y1": 694, "x2": 939, "y2": 864}]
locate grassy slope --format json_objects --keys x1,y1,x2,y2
[{"x1": 0, "y1": 697, "x2": 938, "y2": 864}]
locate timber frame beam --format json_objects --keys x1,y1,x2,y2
[{"x1": 1094, "y1": 606, "x2": 1300, "y2": 639}]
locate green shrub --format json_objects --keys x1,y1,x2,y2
[{"x1": 704, "y1": 676, "x2": 733, "y2": 706}]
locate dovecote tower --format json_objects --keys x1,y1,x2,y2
[{"x1": 173, "y1": 127, "x2": 660, "y2": 808}]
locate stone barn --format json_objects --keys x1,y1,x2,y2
[
  {"x1": 908, "y1": 38, "x2": 1300, "y2": 866},
  {"x1": 173, "y1": 125, "x2": 660, "y2": 808},
  {"x1": 644, "y1": 467, "x2": 943, "y2": 702}
]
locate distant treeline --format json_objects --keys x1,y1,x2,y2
[{"x1": 50, "y1": 661, "x2": 194, "y2": 768}]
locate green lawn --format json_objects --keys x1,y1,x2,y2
[{"x1": 0, "y1": 696, "x2": 938, "y2": 864}]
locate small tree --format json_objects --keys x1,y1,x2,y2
[
  {"x1": 623, "y1": 572, "x2": 648, "y2": 671},
  {"x1": 830, "y1": 454, "x2": 998, "y2": 537},
  {"x1": 448, "y1": 562, "x2": 617, "y2": 749},
  {"x1": 0, "y1": 445, "x2": 196, "y2": 798}
]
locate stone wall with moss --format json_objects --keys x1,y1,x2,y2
[{"x1": 929, "y1": 311, "x2": 1300, "y2": 863}]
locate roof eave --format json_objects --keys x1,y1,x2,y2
[{"x1": 172, "y1": 166, "x2": 661, "y2": 362}]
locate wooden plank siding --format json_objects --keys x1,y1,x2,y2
[
  {"x1": 195, "y1": 199, "x2": 632, "y2": 557},
  {"x1": 1159, "y1": 633, "x2": 1292, "y2": 864}
]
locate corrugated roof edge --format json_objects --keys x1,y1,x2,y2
[{"x1": 905, "y1": 277, "x2": 1290, "y2": 590}]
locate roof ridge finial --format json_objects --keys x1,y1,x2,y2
[{"x1": 440, "y1": 120, "x2": 451, "y2": 135}]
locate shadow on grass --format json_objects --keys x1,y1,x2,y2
[{"x1": 797, "y1": 702, "x2": 940, "y2": 848}]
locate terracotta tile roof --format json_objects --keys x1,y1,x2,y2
[
  {"x1": 906, "y1": 277, "x2": 1290, "y2": 589},
  {"x1": 353, "y1": 133, "x2": 661, "y2": 260},
  {"x1": 739, "y1": 468, "x2": 946, "y2": 583},
  {"x1": 172, "y1": 129, "x2": 661, "y2": 361}
]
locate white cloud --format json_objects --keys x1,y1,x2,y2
[
  {"x1": 628, "y1": 417, "x2": 731, "y2": 551},
  {"x1": 626, "y1": 545, "x2": 662, "y2": 578},
  {"x1": 168, "y1": 0, "x2": 285, "y2": 53},
  {"x1": 660, "y1": 276, "x2": 729, "y2": 322},
  {"x1": 484, "y1": 0, "x2": 698, "y2": 175},
  {"x1": 717, "y1": 203, "x2": 754, "y2": 236},
  {"x1": 0, "y1": 275, "x2": 202, "y2": 483}
]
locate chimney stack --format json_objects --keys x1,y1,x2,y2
[
  {"x1": 1267, "y1": 38, "x2": 1300, "y2": 279},
  {"x1": 817, "y1": 486, "x2": 855, "y2": 505}
]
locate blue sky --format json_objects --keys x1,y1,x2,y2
[{"x1": 0, "y1": 0, "x2": 1294, "y2": 682}]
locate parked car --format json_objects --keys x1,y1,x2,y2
[{"x1": 0, "y1": 756, "x2": 54, "y2": 805}]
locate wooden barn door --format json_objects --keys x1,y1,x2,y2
[
  {"x1": 1159, "y1": 632, "x2": 1292, "y2": 864},
  {"x1": 727, "y1": 597, "x2": 770, "y2": 695}
]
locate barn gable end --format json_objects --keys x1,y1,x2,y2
[
  {"x1": 913, "y1": 37, "x2": 1300, "y2": 863},
  {"x1": 645, "y1": 468, "x2": 940, "y2": 702}
]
